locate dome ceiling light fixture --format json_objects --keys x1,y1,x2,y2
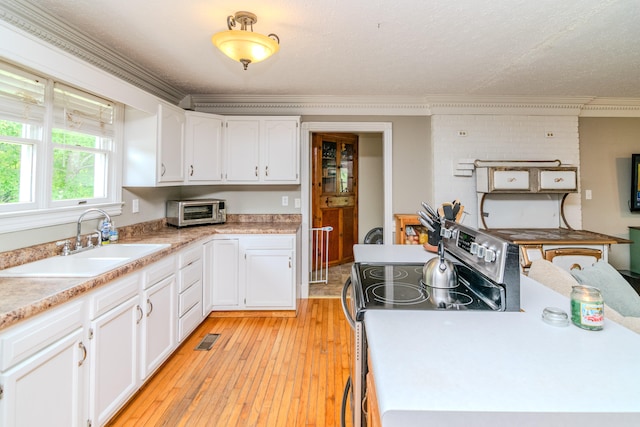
[{"x1": 211, "y1": 11, "x2": 280, "y2": 70}]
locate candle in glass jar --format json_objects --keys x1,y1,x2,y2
[{"x1": 570, "y1": 285, "x2": 604, "y2": 331}]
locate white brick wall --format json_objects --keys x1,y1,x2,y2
[{"x1": 431, "y1": 115, "x2": 581, "y2": 229}]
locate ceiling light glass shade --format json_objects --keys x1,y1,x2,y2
[{"x1": 212, "y1": 30, "x2": 280, "y2": 66}]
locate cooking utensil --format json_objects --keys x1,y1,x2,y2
[
  {"x1": 418, "y1": 216, "x2": 435, "y2": 232},
  {"x1": 441, "y1": 202, "x2": 454, "y2": 220},
  {"x1": 418, "y1": 210, "x2": 435, "y2": 225},
  {"x1": 451, "y1": 199, "x2": 461, "y2": 219},
  {"x1": 421, "y1": 202, "x2": 439, "y2": 222},
  {"x1": 422, "y1": 240, "x2": 458, "y2": 289}
]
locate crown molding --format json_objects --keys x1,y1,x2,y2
[
  {"x1": 0, "y1": 0, "x2": 185, "y2": 105},
  {"x1": 580, "y1": 97, "x2": 640, "y2": 117},
  {"x1": 426, "y1": 95, "x2": 594, "y2": 116},
  {"x1": 183, "y1": 94, "x2": 433, "y2": 116},
  {"x1": 186, "y1": 94, "x2": 640, "y2": 117}
]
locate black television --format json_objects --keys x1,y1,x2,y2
[{"x1": 632, "y1": 154, "x2": 640, "y2": 212}]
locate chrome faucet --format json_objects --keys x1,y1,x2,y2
[{"x1": 76, "y1": 208, "x2": 111, "y2": 251}]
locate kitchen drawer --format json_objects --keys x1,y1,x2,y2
[
  {"x1": 143, "y1": 254, "x2": 176, "y2": 289},
  {"x1": 178, "y1": 301, "x2": 203, "y2": 342},
  {"x1": 538, "y1": 169, "x2": 577, "y2": 191},
  {"x1": 0, "y1": 300, "x2": 84, "y2": 371},
  {"x1": 179, "y1": 244, "x2": 202, "y2": 269},
  {"x1": 178, "y1": 258, "x2": 202, "y2": 293},
  {"x1": 492, "y1": 170, "x2": 530, "y2": 190},
  {"x1": 241, "y1": 235, "x2": 294, "y2": 250},
  {"x1": 89, "y1": 272, "x2": 140, "y2": 319},
  {"x1": 179, "y1": 280, "x2": 202, "y2": 316}
]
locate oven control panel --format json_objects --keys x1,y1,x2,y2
[{"x1": 442, "y1": 221, "x2": 513, "y2": 283}]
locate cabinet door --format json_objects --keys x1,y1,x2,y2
[
  {"x1": 211, "y1": 239, "x2": 240, "y2": 307},
  {"x1": 245, "y1": 249, "x2": 294, "y2": 308},
  {"x1": 225, "y1": 119, "x2": 260, "y2": 182},
  {"x1": 0, "y1": 329, "x2": 84, "y2": 427},
  {"x1": 141, "y1": 275, "x2": 176, "y2": 380},
  {"x1": 89, "y1": 296, "x2": 139, "y2": 427},
  {"x1": 262, "y1": 119, "x2": 299, "y2": 183},
  {"x1": 185, "y1": 112, "x2": 223, "y2": 183},
  {"x1": 158, "y1": 103, "x2": 185, "y2": 183}
]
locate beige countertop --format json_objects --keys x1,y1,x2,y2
[{"x1": 0, "y1": 218, "x2": 300, "y2": 331}]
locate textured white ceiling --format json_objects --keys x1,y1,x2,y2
[{"x1": 29, "y1": 0, "x2": 640, "y2": 98}]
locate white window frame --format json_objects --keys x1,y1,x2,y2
[{"x1": 0, "y1": 61, "x2": 122, "y2": 234}]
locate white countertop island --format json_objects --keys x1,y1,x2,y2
[{"x1": 354, "y1": 244, "x2": 640, "y2": 427}]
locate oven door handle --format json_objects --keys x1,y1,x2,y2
[
  {"x1": 341, "y1": 277, "x2": 356, "y2": 330},
  {"x1": 340, "y1": 376, "x2": 351, "y2": 427}
]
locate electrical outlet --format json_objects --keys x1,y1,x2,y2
[
  {"x1": 282, "y1": 196, "x2": 289, "y2": 206},
  {"x1": 545, "y1": 131, "x2": 554, "y2": 138},
  {"x1": 132, "y1": 199, "x2": 139, "y2": 213},
  {"x1": 585, "y1": 189, "x2": 592, "y2": 200},
  {"x1": 457, "y1": 130, "x2": 467, "y2": 137},
  {"x1": 294, "y1": 198, "x2": 301, "y2": 208}
]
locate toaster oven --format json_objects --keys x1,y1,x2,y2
[{"x1": 166, "y1": 199, "x2": 226, "y2": 227}]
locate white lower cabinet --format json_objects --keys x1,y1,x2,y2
[
  {"x1": 210, "y1": 235, "x2": 296, "y2": 311},
  {"x1": 0, "y1": 301, "x2": 86, "y2": 427},
  {"x1": 89, "y1": 299, "x2": 139, "y2": 426},
  {"x1": 140, "y1": 258, "x2": 176, "y2": 380},
  {"x1": 210, "y1": 238, "x2": 240, "y2": 308},
  {"x1": 87, "y1": 257, "x2": 177, "y2": 427},
  {"x1": 1, "y1": 329, "x2": 85, "y2": 427},
  {"x1": 245, "y1": 248, "x2": 294, "y2": 308}
]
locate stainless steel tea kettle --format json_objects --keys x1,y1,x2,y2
[{"x1": 422, "y1": 240, "x2": 458, "y2": 288}]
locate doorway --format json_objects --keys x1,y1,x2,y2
[
  {"x1": 311, "y1": 132, "x2": 359, "y2": 267},
  {"x1": 300, "y1": 122, "x2": 393, "y2": 298}
]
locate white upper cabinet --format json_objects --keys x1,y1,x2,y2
[
  {"x1": 224, "y1": 118, "x2": 261, "y2": 183},
  {"x1": 123, "y1": 101, "x2": 185, "y2": 186},
  {"x1": 158, "y1": 104, "x2": 186, "y2": 183},
  {"x1": 263, "y1": 118, "x2": 300, "y2": 183},
  {"x1": 224, "y1": 116, "x2": 300, "y2": 184},
  {"x1": 184, "y1": 111, "x2": 224, "y2": 184},
  {"x1": 125, "y1": 110, "x2": 299, "y2": 186}
]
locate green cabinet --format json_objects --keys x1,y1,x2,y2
[{"x1": 631, "y1": 227, "x2": 640, "y2": 274}]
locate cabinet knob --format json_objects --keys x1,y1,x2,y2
[
  {"x1": 255, "y1": 166, "x2": 258, "y2": 177},
  {"x1": 265, "y1": 166, "x2": 269, "y2": 176},
  {"x1": 161, "y1": 163, "x2": 166, "y2": 177},
  {"x1": 190, "y1": 165, "x2": 194, "y2": 176},
  {"x1": 147, "y1": 298, "x2": 153, "y2": 316}
]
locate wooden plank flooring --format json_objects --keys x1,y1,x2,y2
[{"x1": 107, "y1": 298, "x2": 352, "y2": 427}]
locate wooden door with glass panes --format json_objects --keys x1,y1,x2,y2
[{"x1": 312, "y1": 133, "x2": 358, "y2": 266}]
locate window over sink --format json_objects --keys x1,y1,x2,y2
[{"x1": 0, "y1": 60, "x2": 123, "y2": 233}]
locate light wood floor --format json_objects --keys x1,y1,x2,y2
[{"x1": 107, "y1": 298, "x2": 352, "y2": 427}]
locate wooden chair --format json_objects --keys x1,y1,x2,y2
[{"x1": 543, "y1": 247, "x2": 602, "y2": 271}]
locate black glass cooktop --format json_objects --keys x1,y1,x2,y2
[{"x1": 353, "y1": 262, "x2": 505, "y2": 314}]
